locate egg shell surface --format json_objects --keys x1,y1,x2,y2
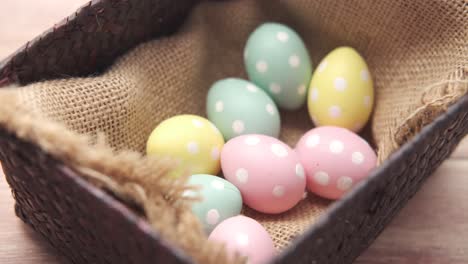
[
  {"x1": 308, "y1": 46, "x2": 374, "y2": 132},
  {"x1": 184, "y1": 174, "x2": 242, "y2": 234},
  {"x1": 295, "y1": 126, "x2": 377, "y2": 200},
  {"x1": 244, "y1": 23, "x2": 312, "y2": 110},
  {"x1": 146, "y1": 115, "x2": 224, "y2": 177},
  {"x1": 209, "y1": 215, "x2": 275, "y2": 264},
  {"x1": 221, "y1": 134, "x2": 306, "y2": 214},
  {"x1": 206, "y1": 78, "x2": 281, "y2": 140}
]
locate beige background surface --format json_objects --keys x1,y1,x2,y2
[{"x1": 0, "y1": 1, "x2": 467, "y2": 263}]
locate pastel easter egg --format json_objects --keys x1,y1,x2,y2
[
  {"x1": 244, "y1": 23, "x2": 312, "y2": 110},
  {"x1": 209, "y1": 215, "x2": 275, "y2": 264},
  {"x1": 221, "y1": 134, "x2": 306, "y2": 214},
  {"x1": 206, "y1": 78, "x2": 281, "y2": 140},
  {"x1": 295, "y1": 126, "x2": 377, "y2": 200},
  {"x1": 146, "y1": 115, "x2": 224, "y2": 176},
  {"x1": 184, "y1": 174, "x2": 242, "y2": 234},
  {"x1": 308, "y1": 47, "x2": 374, "y2": 132}
]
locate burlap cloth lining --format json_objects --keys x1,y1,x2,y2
[{"x1": 0, "y1": 1, "x2": 466, "y2": 263}]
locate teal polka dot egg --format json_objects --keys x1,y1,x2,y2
[
  {"x1": 206, "y1": 78, "x2": 281, "y2": 140},
  {"x1": 244, "y1": 23, "x2": 312, "y2": 110},
  {"x1": 184, "y1": 174, "x2": 242, "y2": 234}
]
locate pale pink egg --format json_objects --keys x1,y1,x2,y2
[
  {"x1": 221, "y1": 134, "x2": 306, "y2": 214},
  {"x1": 208, "y1": 215, "x2": 275, "y2": 264},
  {"x1": 295, "y1": 126, "x2": 377, "y2": 200}
]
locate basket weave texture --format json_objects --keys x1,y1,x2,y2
[{"x1": 0, "y1": 0, "x2": 467, "y2": 263}]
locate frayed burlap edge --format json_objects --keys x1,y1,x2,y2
[
  {"x1": 377, "y1": 69, "x2": 468, "y2": 164},
  {"x1": 0, "y1": 90, "x2": 243, "y2": 264}
]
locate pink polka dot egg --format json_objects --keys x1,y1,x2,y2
[
  {"x1": 221, "y1": 134, "x2": 306, "y2": 214},
  {"x1": 208, "y1": 215, "x2": 275, "y2": 264},
  {"x1": 295, "y1": 126, "x2": 377, "y2": 200}
]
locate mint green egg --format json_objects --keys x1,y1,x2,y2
[
  {"x1": 184, "y1": 174, "x2": 242, "y2": 234},
  {"x1": 244, "y1": 23, "x2": 313, "y2": 110},
  {"x1": 206, "y1": 78, "x2": 281, "y2": 140}
]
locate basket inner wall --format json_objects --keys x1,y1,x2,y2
[{"x1": 2, "y1": 0, "x2": 467, "y2": 253}]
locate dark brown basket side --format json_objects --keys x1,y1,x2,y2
[
  {"x1": 0, "y1": 0, "x2": 198, "y2": 86},
  {"x1": 0, "y1": 128, "x2": 193, "y2": 264}
]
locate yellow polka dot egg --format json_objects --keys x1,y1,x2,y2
[
  {"x1": 308, "y1": 47, "x2": 374, "y2": 132},
  {"x1": 146, "y1": 115, "x2": 224, "y2": 177}
]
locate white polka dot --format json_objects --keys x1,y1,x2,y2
[
  {"x1": 306, "y1": 134, "x2": 320, "y2": 148},
  {"x1": 329, "y1": 105, "x2": 342, "y2": 118},
  {"x1": 317, "y1": 60, "x2": 327, "y2": 73},
  {"x1": 329, "y1": 140, "x2": 344, "y2": 153},
  {"x1": 361, "y1": 69, "x2": 369, "y2": 81},
  {"x1": 352, "y1": 151, "x2": 365, "y2": 164},
  {"x1": 295, "y1": 164, "x2": 305, "y2": 179},
  {"x1": 334, "y1": 77, "x2": 347, "y2": 91},
  {"x1": 297, "y1": 84, "x2": 306, "y2": 95},
  {"x1": 272, "y1": 185, "x2": 285, "y2": 197},
  {"x1": 337, "y1": 176, "x2": 353, "y2": 191},
  {"x1": 289, "y1": 54, "x2": 301, "y2": 68},
  {"x1": 246, "y1": 84, "x2": 258, "y2": 92},
  {"x1": 269, "y1": 83, "x2": 281, "y2": 94},
  {"x1": 187, "y1": 141, "x2": 199, "y2": 154},
  {"x1": 245, "y1": 136, "x2": 260, "y2": 146},
  {"x1": 206, "y1": 209, "x2": 220, "y2": 225},
  {"x1": 310, "y1": 87, "x2": 319, "y2": 101},
  {"x1": 314, "y1": 171, "x2": 330, "y2": 186},
  {"x1": 236, "y1": 233, "x2": 249, "y2": 246},
  {"x1": 211, "y1": 180, "x2": 224, "y2": 190},
  {"x1": 276, "y1": 31, "x2": 289, "y2": 42},
  {"x1": 364, "y1": 96, "x2": 371, "y2": 107},
  {"x1": 215, "y1": 101, "x2": 224, "y2": 112},
  {"x1": 236, "y1": 168, "x2": 249, "y2": 183},
  {"x1": 271, "y1": 143, "x2": 288, "y2": 157},
  {"x1": 266, "y1": 104, "x2": 276, "y2": 115},
  {"x1": 192, "y1": 119, "x2": 203, "y2": 128},
  {"x1": 256, "y1": 60, "x2": 268, "y2": 73},
  {"x1": 232, "y1": 120, "x2": 245, "y2": 134},
  {"x1": 211, "y1": 147, "x2": 220, "y2": 160}
]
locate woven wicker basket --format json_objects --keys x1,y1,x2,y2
[{"x1": 0, "y1": 0, "x2": 467, "y2": 263}]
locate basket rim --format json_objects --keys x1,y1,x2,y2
[
  {"x1": 0, "y1": 0, "x2": 98, "y2": 86},
  {"x1": 0, "y1": 0, "x2": 199, "y2": 86},
  {"x1": 58, "y1": 164, "x2": 196, "y2": 264},
  {"x1": 0, "y1": 127, "x2": 197, "y2": 264}
]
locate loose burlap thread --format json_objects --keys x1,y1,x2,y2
[{"x1": 0, "y1": 0, "x2": 466, "y2": 263}]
